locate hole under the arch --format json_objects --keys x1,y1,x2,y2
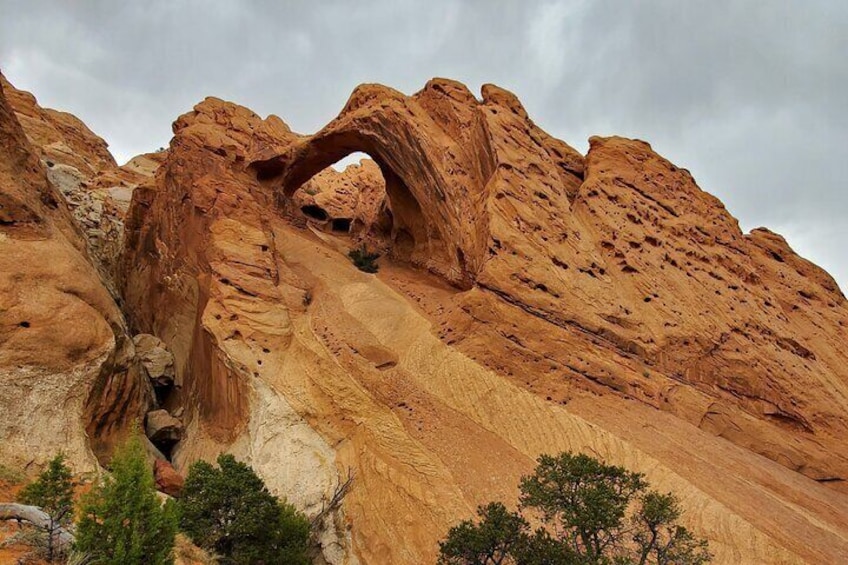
[
  {"x1": 291, "y1": 152, "x2": 390, "y2": 239},
  {"x1": 330, "y1": 151, "x2": 370, "y2": 171},
  {"x1": 283, "y1": 146, "x2": 429, "y2": 267}
]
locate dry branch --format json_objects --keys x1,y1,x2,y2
[
  {"x1": 0, "y1": 502, "x2": 75, "y2": 549},
  {"x1": 310, "y1": 468, "x2": 354, "y2": 530}
]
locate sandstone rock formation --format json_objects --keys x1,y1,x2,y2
[
  {"x1": 253, "y1": 80, "x2": 848, "y2": 486},
  {"x1": 252, "y1": 80, "x2": 493, "y2": 287},
  {"x1": 0, "y1": 74, "x2": 116, "y2": 176},
  {"x1": 97, "y1": 150, "x2": 167, "y2": 216},
  {"x1": 154, "y1": 459, "x2": 184, "y2": 498},
  {"x1": 1, "y1": 62, "x2": 847, "y2": 564},
  {"x1": 118, "y1": 78, "x2": 848, "y2": 564},
  {"x1": 293, "y1": 158, "x2": 386, "y2": 236},
  {"x1": 121, "y1": 96, "x2": 357, "y2": 562},
  {"x1": 1, "y1": 76, "x2": 165, "y2": 286},
  {"x1": 0, "y1": 73, "x2": 149, "y2": 471},
  {"x1": 134, "y1": 333, "x2": 177, "y2": 388}
]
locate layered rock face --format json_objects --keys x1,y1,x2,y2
[
  {"x1": 0, "y1": 74, "x2": 149, "y2": 470},
  {"x1": 254, "y1": 80, "x2": 848, "y2": 485},
  {"x1": 1, "y1": 75, "x2": 164, "y2": 286},
  {"x1": 121, "y1": 97, "x2": 355, "y2": 562},
  {"x1": 119, "y1": 79, "x2": 848, "y2": 564}
]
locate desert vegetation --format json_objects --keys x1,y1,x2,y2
[
  {"x1": 348, "y1": 244, "x2": 380, "y2": 273},
  {"x1": 178, "y1": 454, "x2": 310, "y2": 564},
  {"x1": 10, "y1": 454, "x2": 75, "y2": 562},
  {"x1": 75, "y1": 436, "x2": 178, "y2": 564},
  {"x1": 438, "y1": 452, "x2": 711, "y2": 565},
  {"x1": 4, "y1": 448, "x2": 710, "y2": 564},
  {"x1": 1, "y1": 437, "x2": 311, "y2": 564}
]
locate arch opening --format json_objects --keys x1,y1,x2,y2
[
  {"x1": 288, "y1": 151, "x2": 386, "y2": 239},
  {"x1": 272, "y1": 137, "x2": 431, "y2": 266},
  {"x1": 251, "y1": 125, "x2": 470, "y2": 286}
]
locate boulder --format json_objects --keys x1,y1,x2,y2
[
  {"x1": 154, "y1": 459, "x2": 184, "y2": 497},
  {"x1": 133, "y1": 334, "x2": 176, "y2": 387},
  {"x1": 145, "y1": 409, "x2": 182, "y2": 444}
]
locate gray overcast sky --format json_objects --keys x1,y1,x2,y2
[{"x1": 1, "y1": 0, "x2": 846, "y2": 290}]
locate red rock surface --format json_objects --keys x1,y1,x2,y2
[
  {"x1": 2, "y1": 64, "x2": 847, "y2": 564},
  {"x1": 292, "y1": 158, "x2": 386, "y2": 236},
  {"x1": 119, "y1": 79, "x2": 848, "y2": 563},
  {"x1": 121, "y1": 96, "x2": 297, "y2": 439},
  {"x1": 0, "y1": 74, "x2": 116, "y2": 176},
  {"x1": 0, "y1": 73, "x2": 150, "y2": 470},
  {"x1": 254, "y1": 80, "x2": 848, "y2": 485},
  {"x1": 251, "y1": 80, "x2": 497, "y2": 287},
  {"x1": 0, "y1": 77, "x2": 167, "y2": 287},
  {"x1": 154, "y1": 459, "x2": 184, "y2": 497}
]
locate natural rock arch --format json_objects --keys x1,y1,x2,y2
[
  {"x1": 250, "y1": 81, "x2": 497, "y2": 288},
  {"x1": 278, "y1": 139, "x2": 432, "y2": 270}
]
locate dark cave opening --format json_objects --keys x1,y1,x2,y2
[
  {"x1": 301, "y1": 204, "x2": 329, "y2": 222},
  {"x1": 332, "y1": 217, "x2": 352, "y2": 232}
]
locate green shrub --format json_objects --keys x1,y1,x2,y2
[
  {"x1": 177, "y1": 454, "x2": 310, "y2": 565},
  {"x1": 438, "y1": 502, "x2": 530, "y2": 565},
  {"x1": 348, "y1": 245, "x2": 380, "y2": 273},
  {"x1": 75, "y1": 435, "x2": 177, "y2": 565}
]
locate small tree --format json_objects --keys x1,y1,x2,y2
[
  {"x1": 633, "y1": 492, "x2": 711, "y2": 565},
  {"x1": 17, "y1": 453, "x2": 74, "y2": 562},
  {"x1": 278, "y1": 501, "x2": 313, "y2": 564},
  {"x1": 519, "y1": 452, "x2": 646, "y2": 561},
  {"x1": 438, "y1": 452, "x2": 711, "y2": 565},
  {"x1": 177, "y1": 453, "x2": 310, "y2": 565},
  {"x1": 75, "y1": 434, "x2": 177, "y2": 565}
]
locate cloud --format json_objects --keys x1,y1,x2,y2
[{"x1": 1, "y1": 0, "x2": 845, "y2": 289}]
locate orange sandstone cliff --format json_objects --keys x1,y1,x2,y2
[
  {"x1": 0, "y1": 74, "x2": 150, "y2": 470},
  {"x1": 2, "y1": 73, "x2": 848, "y2": 564}
]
